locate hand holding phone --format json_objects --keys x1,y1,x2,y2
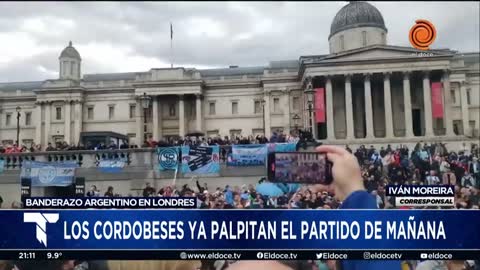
[
  {"x1": 267, "y1": 152, "x2": 333, "y2": 185},
  {"x1": 314, "y1": 145, "x2": 365, "y2": 201}
]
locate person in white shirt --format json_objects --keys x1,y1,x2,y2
[
  {"x1": 470, "y1": 157, "x2": 480, "y2": 185},
  {"x1": 461, "y1": 172, "x2": 476, "y2": 188},
  {"x1": 371, "y1": 190, "x2": 383, "y2": 209},
  {"x1": 439, "y1": 157, "x2": 450, "y2": 174},
  {"x1": 471, "y1": 157, "x2": 480, "y2": 172},
  {"x1": 415, "y1": 260, "x2": 448, "y2": 270},
  {"x1": 86, "y1": 185, "x2": 100, "y2": 197},
  {"x1": 425, "y1": 170, "x2": 440, "y2": 185}
]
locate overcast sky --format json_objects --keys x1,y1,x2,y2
[{"x1": 0, "y1": 1, "x2": 478, "y2": 83}]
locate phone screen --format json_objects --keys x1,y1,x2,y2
[{"x1": 267, "y1": 152, "x2": 333, "y2": 185}]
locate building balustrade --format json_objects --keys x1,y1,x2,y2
[
  {"x1": 0, "y1": 148, "x2": 167, "y2": 170},
  {"x1": 0, "y1": 146, "x2": 271, "y2": 183}
]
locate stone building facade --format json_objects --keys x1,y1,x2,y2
[{"x1": 0, "y1": 2, "x2": 479, "y2": 147}]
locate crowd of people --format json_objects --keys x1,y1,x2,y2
[
  {"x1": 351, "y1": 142, "x2": 480, "y2": 210},
  {"x1": 275, "y1": 153, "x2": 328, "y2": 184},
  {"x1": 144, "y1": 130, "x2": 311, "y2": 148},
  {"x1": 0, "y1": 129, "x2": 316, "y2": 154},
  {"x1": 138, "y1": 141, "x2": 478, "y2": 270},
  {"x1": 0, "y1": 140, "x2": 139, "y2": 153},
  {"x1": 126, "y1": 142, "x2": 480, "y2": 212},
  {"x1": 77, "y1": 141, "x2": 480, "y2": 270}
]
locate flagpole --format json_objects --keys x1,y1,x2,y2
[
  {"x1": 170, "y1": 22, "x2": 173, "y2": 68},
  {"x1": 172, "y1": 165, "x2": 178, "y2": 187}
]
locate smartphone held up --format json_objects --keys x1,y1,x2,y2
[{"x1": 267, "y1": 152, "x2": 333, "y2": 185}]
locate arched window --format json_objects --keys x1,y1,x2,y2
[
  {"x1": 63, "y1": 61, "x2": 68, "y2": 76},
  {"x1": 70, "y1": 61, "x2": 75, "y2": 75},
  {"x1": 381, "y1": 32, "x2": 386, "y2": 44},
  {"x1": 169, "y1": 103, "x2": 176, "y2": 117},
  {"x1": 362, "y1": 31, "x2": 367, "y2": 46},
  {"x1": 340, "y1": 35, "x2": 345, "y2": 50}
]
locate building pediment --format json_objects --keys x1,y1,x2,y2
[
  {"x1": 303, "y1": 45, "x2": 456, "y2": 64},
  {"x1": 134, "y1": 80, "x2": 204, "y2": 96}
]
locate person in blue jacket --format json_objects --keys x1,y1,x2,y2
[
  {"x1": 228, "y1": 145, "x2": 401, "y2": 270},
  {"x1": 319, "y1": 145, "x2": 401, "y2": 270}
]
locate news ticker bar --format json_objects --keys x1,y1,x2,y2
[{"x1": 5, "y1": 250, "x2": 480, "y2": 261}]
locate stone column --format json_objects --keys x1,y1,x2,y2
[
  {"x1": 178, "y1": 95, "x2": 185, "y2": 137},
  {"x1": 152, "y1": 96, "x2": 160, "y2": 140},
  {"x1": 64, "y1": 101, "x2": 71, "y2": 144},
  {"x1": 383, "y1": 72, "x2": 394, "y2": 138},
  {"x1": 325, "y1": 76, "x2": 335, "y2": 140},
  {"x1": 157, "y1": 100, "x2": 162, "y2": 139},
  {"x1": 310, "y1": 90, "x2": 318, "y2": 140},
  {"x1": 403, "y1": 72, "x2": 414, "y2": 137},
  {"x1": 422, "y1": 71, "x2": 434, "y2": 137},
  {"x1": 283, "y1": 89, "x2": 291, "y2": 135},
  {"x1": 73, "y1": 101, "x2": 83, "y2": 145},
  {"x1": 303, "y1": 94, "x2": 308, "y2": 129},
  {"x1": 264, "y1": 91, "x2": 271, "y2": 137},
  {"x1": 44, "y1": 102, "x2": 51, "y2": 145},
  {"x1": 460, "y1": 81, "x2": 470, "y2": 136},
  {"x1": 344, "y1": 74, "x2": 354, "y2": 140},
  {"x1": 135, "y1": 99, "x2": 144, "y2": 146},
  {"x1": 442, "y1": 71, "x2": 454, "y2": 136},
  {"x1": 34, "y1": 102, "x2": 42, "y2": 145},
  {"x1": 364, "y1": 73, "x2": 374, "y2": 139},
  {"x1": 195, "y1": 94, "x2": 203, "y2": 133}
]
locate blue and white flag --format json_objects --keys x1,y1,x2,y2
[
  {"x1": 181, "y1": 145, "x2": 220, "y2": 176},
  {"x1": 0, "y1": 159, "x2": 5, "y2": 173},
  {"x1": 157, "y1": 147, "x2": 179, "y2": 171},
  {"x1": 21, "y1": 161, "x2": 78, "y2": 187},
  {"x1": 98, "y1": 158, "x2": 127, "y2": 173},
  {"x1": 267, "y1": 142, "x2": 297, "y2": 153},
  {"x1": 229, "y1": 144, "x2": 268, "y2": 166},
  {"x1": 276, "y1": 182, "x2": 301, "y2": 194}
]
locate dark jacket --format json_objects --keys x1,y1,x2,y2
[{"x1": 340, "y1": 190, "x2": 401, "y2": 270}]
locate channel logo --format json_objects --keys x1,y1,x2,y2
[
  {"x1": 24, "y1": 212, "x2": 59, "y2": 247},
  {"x1": 409, "y1": 19, "x2": 437, "y2": 50}
]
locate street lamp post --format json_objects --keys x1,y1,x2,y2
[
  {"x1": 139, "y1": 93, "x2": 152, "y2": 142},
  {"x1": 304, "y1": 81, "x2": 315, "y2": 134},
  {"x1": 261, "y1": 99, "x2": 266, "y2": 136},
  {"x1": 292, "y1": 114, "x2": 300, "y2": 134},
  {"x1": 16, "y1": 106, "x2": 21, "y2": 145}
]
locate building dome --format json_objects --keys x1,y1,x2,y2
[
  {"x1": 329, "y1": 1, "x2": 387, "y2": 39},
  {"x1": 58, "y1": 41, "x2": 81, "y2": 80},
  {"x1": 59, "y1": 41, "x2": 81, "y2": 60}
]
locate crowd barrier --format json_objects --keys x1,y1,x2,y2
[{"x1": 0, "y1": 143, "x2": 299, "y2": 171}]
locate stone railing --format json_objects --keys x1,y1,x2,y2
[
  {"x1": 0, "y1": 146, "x2": 240, "y2": 170},
  {"x1": 0, "y1": 149, "x2": 138, "y2": 170},
  {"x1": 4, "y1": 141, "x2": 404, "y2": 185},
  {"x1": 0, "y1": 143, "x2": 322, "y2": 183},
  {"x1": 0, "y1": 146, "x2": 270, "y2": 182}
]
